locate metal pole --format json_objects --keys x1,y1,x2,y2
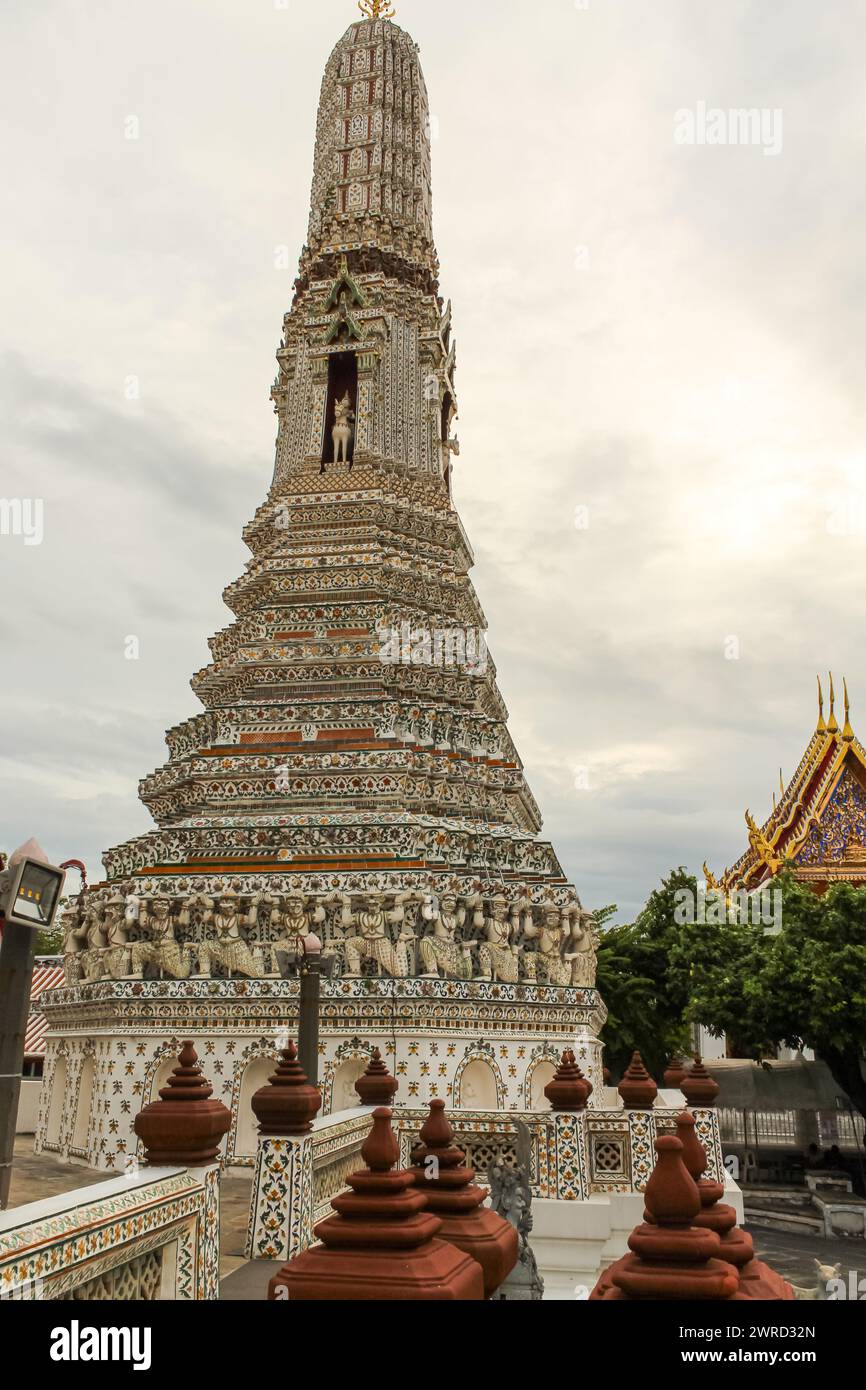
[
  {"x1": 848, "y1": 1102, "x2": 866, "y2": 1197},
  {"x1": 297, "y1": 958, "x2": 321, "y2": 1087},
  {"x1": 0, "y1": 913, "x2": 37, "y2": 1209}
]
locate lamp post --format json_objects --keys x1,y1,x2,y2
[
  {"x1": 296, "y1": 932, "x2": 332, "y2": 1087},
  {"x1": 0, "y1": 840, "x2": 66, "y2": 1209}
]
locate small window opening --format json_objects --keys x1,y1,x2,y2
[{"x1": 322, "y1": 351, "x2": 358, "y2": 472}]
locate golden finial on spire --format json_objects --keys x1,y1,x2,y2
[
  {"x1": 842, "y1": 677, "x2": 855, "y2": 742},
  {"x1": 828, "y1": 672, "x2": 839, "y2": 735},
  {"x1": 358, "y1": 0, "x2": 396, "y2": 19},
  {"x1": 817, "y1": 675, "x2": 827, "y2": 734},
  {"x1": 779, "y1": 768, "x2": 785, "y2": 796}
]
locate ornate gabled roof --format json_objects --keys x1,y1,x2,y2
[{"x1": 709, "y1": 676, "x2": 866, "y2": 893}]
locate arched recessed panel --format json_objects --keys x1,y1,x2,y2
[
  {"x1": 330, "y1": 1058, "x2": 367, "y2": 1114},
  {"x1": 236, "y1": 1056, "x2": 277, "y2": 1159},
  {"x1": 46, "y1": 1055, "x2": 67, "y2": 1145},
  {"x1": 72, "y1": 1056, "x2": 95, "y2": 1152},
  {"x1": 529, "y1": 1061, "x2": 556, "y2": 1112}
]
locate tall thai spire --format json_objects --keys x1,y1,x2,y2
[
  {"x1": 817, "y1": 675, "x2": 827, "y2": 734},
  {"x1": 842, "y1": 678, "x2": 855, "y2": 742},
  {"x1": 96, "y1": 9, "x2": 586, "y2": 930},
  {"x1": 35, "y1": 6, "x2": 608, "y2": 1182},
  {"x1": 827, "y1": 673, "x2": 839, "y2": 735}
]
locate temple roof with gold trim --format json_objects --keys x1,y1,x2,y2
[{"x1": 707, "y1": 676, "x2": 866, "y2": 893}]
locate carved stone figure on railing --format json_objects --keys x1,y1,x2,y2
[
  {"x1": 76, "y1": 897, "x2": 110, "y2": 982},
  {"x1": 418, "y1": 892, "x2": 473, "y2": 980},
  {"x1": 264, "y1": 891, "x2": 327, "y2": 975},
  {"x1": 523, "y1": 904, "x2": 572, "y2": 986},
  {"x1": 61, "y1": 898, "x2": 89, "y2": 983},
  {"x1": 341, "y1": 892, "x2": 414, "y2": 979},
  {"x1": 568, "y1": 909, "x2": 599, "y2": 989},
  {"x1": 103, "y1": 892, "x2": 132, "y2": 979},
  {"x1": 195, "y1": 891, "x2": 264, "y2": 979},
  {"x1": 472, "y1": 894, "x2": 520, "y2": 984},
  {"x1": 84, "y1": 897, "x2": 109, "y2": 953},
  {"x1": 489, "y1": 1120, "x2": 544, "y2": 1301},
  {"x1": 129, "y1": 895, "x2": 192, "y2": 981}
]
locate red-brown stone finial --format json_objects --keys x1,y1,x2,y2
[
  {"x1": 663, "y1": 1055, "x2": 689, "y2": 1089},
  {"x1": 591, "y1": 1135, "x2": 739, "y2": 1301},
  {"x1": 419, "y1": 1097, "x2": 454, "y2": 1150},
  {"x1": 617, "y1": 1051, "x2": 658, "y2": 1109},
  {"x1": 250, "y1": 1039, "x2": 322, "y2": 1137},
  {"x1": 681, "y1": 1055, "x2": 720, "y2": 1108},
  {"x1": 134, "y1": 1041, "x2": 231, "y2": 1166},
  {"x1": 355, "y1": 1047, "x2": 399, "y2": 1107},
  {"x1": 268, "y1": 1107, "x2": 484, "y2": 1301},
  {"x1": 676, "y1": 1111, "x2": 793, "y2": 1300},
  {"x1": 361, "y1": 1106, "x2": 401, "y2": 1172},
  {"x1": 411, "y1": 1100, "x2": 518, "y2": 1297},
  {"x1": 544, "y1": 1049, "x2": 592, "y2": 1111}
]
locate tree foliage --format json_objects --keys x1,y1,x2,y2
[
  {"x1": 682, "y1": 871, "x2": 866, "y2": 1120},
  {"x1": 597, "y1": 867, "x2": 866, "y2": 1120},
  {"x1": 596, "y1": 870, "x2": 694, "y2": 1082}
]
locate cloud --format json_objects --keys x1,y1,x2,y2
[{"x1": 1, "y1": 0, "x2": 864, "y2": 919}]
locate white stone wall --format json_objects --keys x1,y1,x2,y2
[{"x1": 36, "y1": 979, "x2": 605, "y2": 1172}]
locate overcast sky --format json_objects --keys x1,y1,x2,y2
[{"x1": 1, "y1": 0, "x2": 864, "y2": 921}]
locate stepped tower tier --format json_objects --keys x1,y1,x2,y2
[{"x1": 39, "y1": 10, "x2": 607, "y2": 1172}]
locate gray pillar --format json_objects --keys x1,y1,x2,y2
[
  {"x1": 298, "y1": 962, "x2": 321, "y2": 1088},
  {"x1": 0, "y1": 917, "x2": 36, "y2": 1208}
]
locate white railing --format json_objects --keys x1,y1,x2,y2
[
  {"x1": 245, "y1": 1105, "x2": 724, "y2": 1263},
  {"x1": 0, "y1": 1166, "x2": 220, "y2": 1301}
]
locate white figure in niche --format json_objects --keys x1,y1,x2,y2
[{"x1": 332, "y1": 393, "x2": 355, "y2": 464}]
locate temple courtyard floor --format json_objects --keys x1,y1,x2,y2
[{"x1": 7, "y1": 1137, "x2": 863, "y2": 1300}]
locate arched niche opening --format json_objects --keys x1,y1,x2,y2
[
  {"x1": 150, "y1": 1056, "x2": 178, "y2": 1103},
  {"x1": 457, "y1": 1058, "x2": 499, "y2": 1111},
  {"x1": 322, "y1": 351, "x2": 358, "y2": 470},
  {"x1": 45, "y1": 1055, "x2": 67, "y2": 1146},
  {"x1": 236, "y1": 1055, "x2": 276, "y2": 1159},
  {"x1": 529, "y1": 1061, "x2": 557, "y2": 1112},
  {"x1": 330, "y1": 1058, "x2": 367, "y2": 1114},
  {"x1": 72, "y1": 1055, "x2": 95, "y2": 1152}
]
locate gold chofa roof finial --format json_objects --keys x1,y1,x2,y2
[
  {"x1": 842, "y1": 677, "x2": 855, "y2": 742},
  {"x1": 817, "y1": 675, "x2": 826, "y2": 734},
  {"x1": 358, "y1": 0, "x2": 396, "y2": 19},
  {"x1": 828, "y1": 672, "x2": 839, "y2": 735}
]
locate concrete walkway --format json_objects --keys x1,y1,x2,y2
[
  {"x1": 7, "y1": 1136, "x2": 107, "y2": 1207},
  {"x1": 748, "y1": 1222, "x2": 864, "y2": 1293},
  {"x1": 8, "y1": 1137, "x2": 255, "y2": 1284}
]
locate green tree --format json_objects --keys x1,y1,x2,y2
[
  {"x1": 35, "y1": 916, "x2": 66, "y2": 957},
  {"x1": 596, "y1": 870, "x2": 694, "y2": 1082},
  {"x1": 684, "y1": 871, "x2": 866, "y2": 1121}
]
